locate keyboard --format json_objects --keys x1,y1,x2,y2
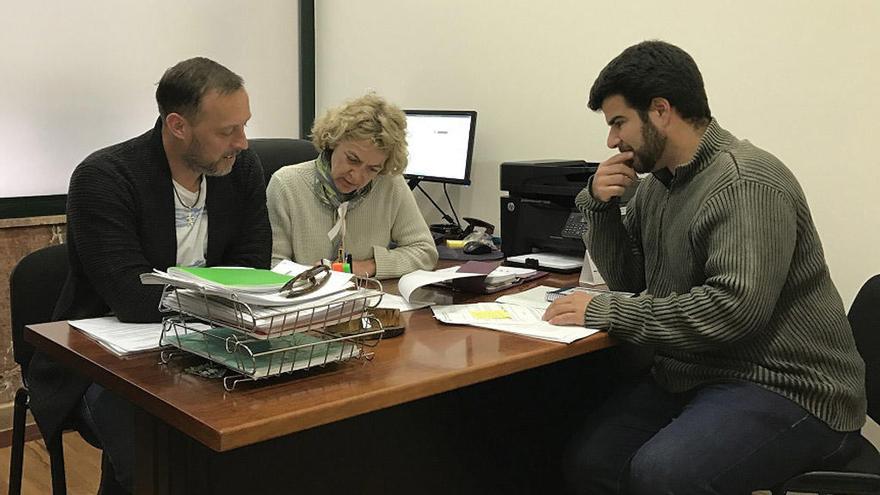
[{"x1": 561, "y1": 211, "x2": 588, "y2": 239}]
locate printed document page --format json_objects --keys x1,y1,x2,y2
[
  {"x1": 494, "y1": 285, "x2": 556, "y2": 311},
  {"x1": 397, "y1": 268, "x2": 485, "y2": 302},
  {"x1": 375, "y1": 293, "x2": 432, "y2": 312},
  {"x1": 69, "y1": 317, "x2": 210, "y2": 356},
  {"x1": 431, "y1": 302, "x2": 598, "y2": 344}
]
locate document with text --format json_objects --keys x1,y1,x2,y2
[
  {"x1": 431, "y1": 302, "x2": 599, "y2": 344},
  {"x1": 69, "y1": 317, "x2": 210, "y2": 357}
]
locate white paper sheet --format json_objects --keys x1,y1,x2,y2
[
  {"x1": 431, "y1": 302, "x2": 599, "y2": 344},
  {"x1": 374, "y1": 293, "x2": 432, "y2": 312},
  {"x1": 485, "y1": 266, "x2": 537, "y2": 284},
  {"x1": 494, "y1": 285, "x2": 556, "y2": 311},
  {"x1": 68, "y1": 317, "x2": 211, "y2": 356},
  {"x1": 397, "y1": 269, "x2": 485, "y2": 302}
]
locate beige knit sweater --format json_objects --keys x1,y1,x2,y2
[
  {"x1": 266, "y1": 160, "x2": 438, "y2": 279},
  {"x1": 578, "y1": 120, "x2": 866, "y2": 431}
]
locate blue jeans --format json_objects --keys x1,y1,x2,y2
[
  {"x1": 80, "y1": 383, "x2": 135, "y2": 493},
  {"x1": 563, "y1": 376, "x2": 861, "y2": 495}
]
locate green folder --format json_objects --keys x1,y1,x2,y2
[{"x1": 170, "y1": 267, "x2": 293, "y2": 290}]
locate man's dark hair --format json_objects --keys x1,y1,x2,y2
[
  {"x1": 155, "y1": 57, "x2": 244, "y2": 121},
  {"x1": 588, "y1": 40, "x2": 711, "y2": 126}
]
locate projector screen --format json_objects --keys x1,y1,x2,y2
[{"x1": 0, "y1": 0, "x2": 302, "y2": 211}]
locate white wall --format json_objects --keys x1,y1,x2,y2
[
  {"x1": 0, "y1": 0, "x2": 300, "y2": 199},
  {"x1": 315, "y1": 0, "x2": 880, "y2": 308}
]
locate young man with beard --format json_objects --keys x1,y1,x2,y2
[
  {"x1": 27, "y1": 57, "x2": 270, "y2": 493},
  {"x1": 543, "y1": 41, "x2": 873, "y2": 494}
]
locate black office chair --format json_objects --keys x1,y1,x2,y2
[
  {"x1": 8, "y1": 244, "x2": 115, "y2": 495},
  {"x1": 9, "y1": 244, "x2": 70, "y2": 494},
  {"x1": 772, "y1": 274, "x2": 880, "y2": 495},
  {"x1": 248, "y1": 137, "x2": 319, "y2": 187}
]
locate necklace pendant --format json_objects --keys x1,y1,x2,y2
[{"x1": 186, "y1": 210, "x2": 195, "y2": 226}]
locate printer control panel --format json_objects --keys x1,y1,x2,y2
[{"x1": 561, "y1": 211, "x2": 588, "y2": 239}]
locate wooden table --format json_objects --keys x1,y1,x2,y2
[{"x1": 26, "y1": 272, "x2": 619, "y2": 494}]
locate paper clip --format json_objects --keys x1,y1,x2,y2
[{"x1": 280, "y1": 264, "x2": 331, "y2": 298}]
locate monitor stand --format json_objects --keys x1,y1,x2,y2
[
  {"x1": 411, "y1": 182, "x2": 460, "y2": 232},
  {"x1": 429, "y1": 223, "x2": 463, "y2": 240}
]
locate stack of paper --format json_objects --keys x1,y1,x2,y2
[
  {"x1": 69, "y1": 317, "x2": 211, "y2": 357},
  {"x1": 482, "y1": 265, "x2": 539, "y2": 290},
  {"x1": 142, "y1": 261, "x2": 384, "y2": 339},
  {"x1": 160, "y1": 288, "x2": 382, "y2": 339},
  {"x1": 431, "y1": 302, "x2": 599, "y2": 344},
  {"x1": 397, "y1": 268, "x2": 488, "y2": 302},
  {"x1": 141, "y1": 261, "x2": 355, "y2": 307}
]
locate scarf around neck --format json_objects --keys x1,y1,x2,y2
[{"x1": 313, "y1": 150, "x2": 374, "y2": 257}]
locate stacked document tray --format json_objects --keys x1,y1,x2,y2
[
  {"x1": 160, "y1": 287, "x2": 375, "y2": 338},
  {"x1": 162, "y1": 322, "x2": 367, "y2": 380},
  {"x1": 154, "y1": 273, "x2": 386, "y2": 391}
]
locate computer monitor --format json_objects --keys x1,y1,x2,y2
[{"x1": 403, "y1": 110, "x2": 477, "y2": 187}]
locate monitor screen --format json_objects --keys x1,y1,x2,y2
[{"x1": 403, "y1": 110, "x2": 477, "y2": 186}]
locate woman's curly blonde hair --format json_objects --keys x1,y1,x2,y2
[{"x1": 311, "y1": 93, "x2": 408, "y2": 175}]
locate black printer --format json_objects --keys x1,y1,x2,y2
[{"x1": 499, "y1": 159, "x2": 598, "y2": 257}]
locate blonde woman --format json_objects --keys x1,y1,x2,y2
[{"x1": 267, "y1": 93, "x2": 438, "y2": 278}]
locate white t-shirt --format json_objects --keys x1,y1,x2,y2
[{"x1": 172, "y1": 178, "x2": 208, "y2": 267}]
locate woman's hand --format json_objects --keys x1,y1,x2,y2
[{"x1": 351, "y1": 259, "x2": 376, "y2": 277}]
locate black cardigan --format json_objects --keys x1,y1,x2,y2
[{"x1": 28, "y1": 118, "x2": 271, "y2": 443}]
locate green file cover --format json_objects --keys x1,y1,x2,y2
[{"x1": 171, "y1": 267, "x2": 293, "y2": 290}]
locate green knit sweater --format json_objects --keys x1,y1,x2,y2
[
  {"x1": 577, "y1": 120, "x2": 866, "y2": 431},
  {"x1": 267, "y1": 160, "x2": 438, "y2": 279}
]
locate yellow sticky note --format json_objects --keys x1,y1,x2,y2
[{"x1": 470, "y1": 309, "x2": 510, "y2": 320}]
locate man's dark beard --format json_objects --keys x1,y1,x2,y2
[{"x1": 630, "y1": 117, "x2": 667, "y2": 173}]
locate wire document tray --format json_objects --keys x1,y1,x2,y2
[{"x1": 158, "y1": 277, "x2": 386, "y2": 391}]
